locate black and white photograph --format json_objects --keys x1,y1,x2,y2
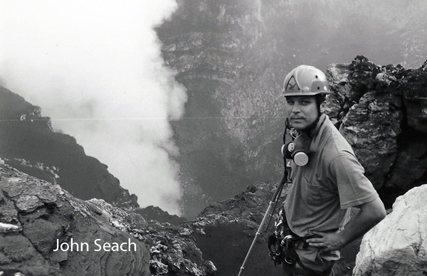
[{"x1": 1, "y1": 0, "x2": 426, "y2": 275}]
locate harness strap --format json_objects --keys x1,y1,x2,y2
[{"x1": 268, "y1": 205, "x2": 334, "y2": 276}]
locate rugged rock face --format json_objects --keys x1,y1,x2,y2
[
  {"x1": 353, "y1": 184, "x2": 427, "y2": 276},
  {"x1": 0, "y1": 86, "x2": 138, "y2": 209},
  {"x1": 157, "y1": 0, "x2": 427, "y2": 218},
  {"x1": 325, "y1": 59, "x2": 403, "y2": 189},
  {"x1": 0, "y1": 162, "x2": 210, "y2": 276},
  {"x1": 0, "y1": 162, "x2": 149, "y2": 275},
  {"x1": 324, "y1": 57, "x2": 427, "y2": 204}
]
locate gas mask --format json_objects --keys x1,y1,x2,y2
[{"x1": 281, "y1": 131, "x2": 311, "y2": 166}]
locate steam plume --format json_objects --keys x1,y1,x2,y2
[{"x1": 0, "y1": 0, "x2": 187, "y2": 215}]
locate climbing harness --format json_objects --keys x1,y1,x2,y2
[{"x1": 268, "y1": 205, "x2": 333, "y2": 276}]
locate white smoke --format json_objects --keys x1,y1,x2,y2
[{"x1": 0, "y1": 0, "x2": 187, "y2": 215}]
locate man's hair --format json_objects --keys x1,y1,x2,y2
[{"x1": 315, "y1": 94, "x2": 327, "y2": 110}]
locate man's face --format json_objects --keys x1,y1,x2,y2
[{"x1": 285, "y1": 96, "x2": 319, "y2": 131}]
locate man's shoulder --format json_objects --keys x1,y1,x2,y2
[{"x1": 320, "y1": 122, "x2": 355, "y2": 162}]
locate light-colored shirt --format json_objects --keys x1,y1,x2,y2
[{"x1": 284, "y1": 114, "x2": 379, "y2": 238}]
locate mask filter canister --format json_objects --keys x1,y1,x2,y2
[
  {"x1": 293, "y1": 151, "x2": 309, "y2": 166},
  {"x1": 281, "y1": 141, "x2": 310, "y2": 167}
]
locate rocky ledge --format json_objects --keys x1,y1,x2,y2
[
  {"x1": 0, "y1": 161, "x2": 150, "y2": 276},
  {"x1": 0, "y1": 162, "x2": 213, "y2": 276}
]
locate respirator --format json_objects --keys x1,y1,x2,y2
[{"x1": 281, "y1": 131, "x2": 311, "y2": 166}]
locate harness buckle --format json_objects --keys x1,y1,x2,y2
[{"x1": 281, "y1": 235, "x2": 297, "y2": 264}]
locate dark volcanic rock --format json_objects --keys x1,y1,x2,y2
[
  {"x1": 324, "y1": 56, "x2": 427, "y2": 197},
  {"x1": 0, "y1": 86, "x2": 138, "y2": 209},
  {"x1": 401, "y1": 60, "x2": 427, "y2": 133},
  {"x1": 325, "y1": 57, "x2": 404, "y2": 189},
  {"x1": 134, "y1": 205, "x2": 187, "y2": 226}
]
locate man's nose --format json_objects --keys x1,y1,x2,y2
[{"x1": 291, "y1": 103, "x2": 301, "y2": 113}]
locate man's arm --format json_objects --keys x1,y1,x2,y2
[{"x1": 306, "y1": 196, "x2": 386, "y2": 252}]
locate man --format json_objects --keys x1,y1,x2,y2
[{"x1": 280, "y1": 65, "x2": 386, "y2": 275}]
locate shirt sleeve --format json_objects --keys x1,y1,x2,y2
[{"x1": 329, "y1": 151, "x2": 379, "y2": 209}]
